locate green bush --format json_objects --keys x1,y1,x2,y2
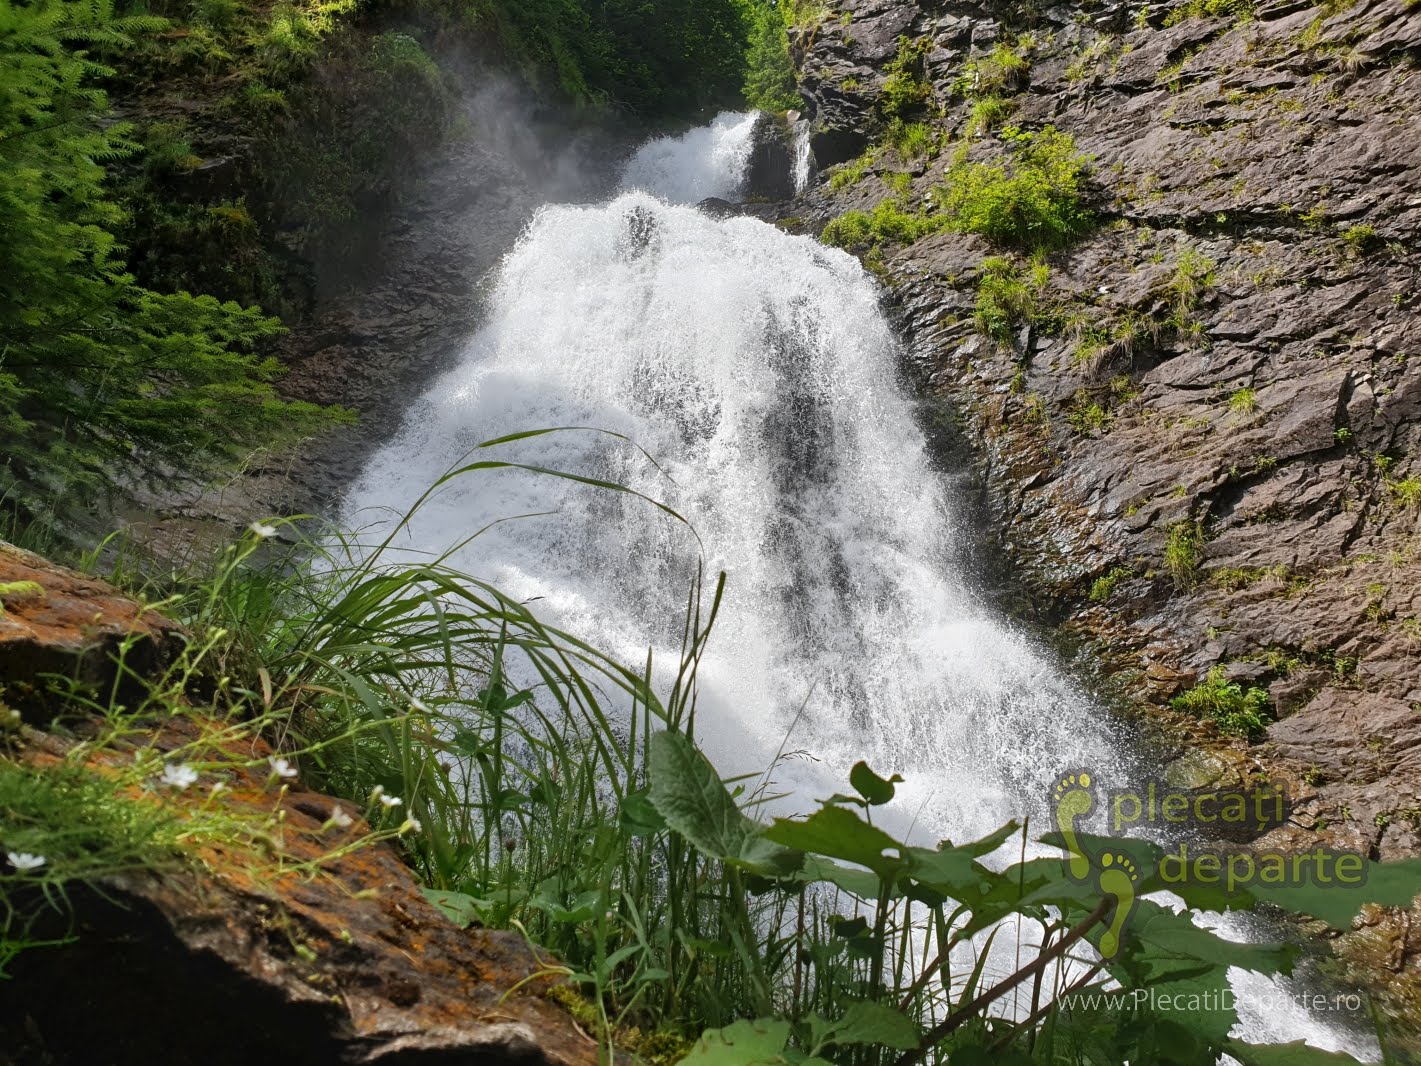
[
  {"x1": 880, "y1": 35, "x2": 933, "y2": 120},
  {"x1": 1171, "y1": 667, "x2": 1272, "y2": 736},
  {"x1": 821, "y1": 199, "x2": 943, "y2": 249},
  {"x1": 973, "y1": 255, "x2": 1048, "y2": 344},
  {"x1": 1164, "y1": 519, "x2": 1205, "y2": 587},
  {"x1": 935, "y1": 127, "x2": 1094, "y2": 250},
  {"x1": 0, "y1": 0, "x2": 346, "y2": 523}
]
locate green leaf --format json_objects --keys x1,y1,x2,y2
[
  {"x1": 619, "y1": 788, "x2": 666, "y2": 837},
  {"x1": 799, "y1": 854, "x2": 885, "y2": 898},
  {"x1": 849, "y1": 761, "x2": 903, "y2": 805},
  {"x1": 822, "y1": 1000, "x2": 919, "y2": 1050},
  {"x1": 420, "y1": 888, "x2": 484, "y2": 928},
  {"x1": 649, "y1": 731, "x2": 800, "y2": 875},
  {"x1": 1225, "y1": 1039, "x2": 1367, "y2": 1066},
  {"x1": 679, "y1": 1018, "x2": 792, "y2": 1066},
  {"x1": 649, "y1": 730, "x2": 755, "y2": 860},
  {"x1": 764, "y1": 805, "x2": 906, "y2": 880},
  {"x1": 1251, "y1": 858, "x2": 1421, "y2": 929}
]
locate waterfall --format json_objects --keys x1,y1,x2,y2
[
  {"x1": 618, "y1": 110, "x2": 759, "y2": 204},
  {"x1": 342, "y1": 113, "x2": 1376, "y2": 1060},
  {"x1": 792, "y1": 119, "x2": 814, "y2": 194},
  {"x1": 344, "y1": 197, "x2": 1119, "y2": 843}
]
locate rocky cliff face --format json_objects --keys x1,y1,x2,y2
[{"x1": 791, "y1": 0, "x2": 1420, "y2": 861}]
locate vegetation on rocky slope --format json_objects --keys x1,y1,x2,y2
[{"x1": 6, "y1": 0, "x2": 1421, "y2": 1061}]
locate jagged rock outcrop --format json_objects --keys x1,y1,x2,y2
[
  {"x1": 793, "y1": 0, "x2": 1421, "y2": 858},
  {"x1": 0, "y1": 549, "x2": 597, "y2": 1066},
  {"x1": 790, "y1": 0, "x2": 1421, "y2": 1040}
]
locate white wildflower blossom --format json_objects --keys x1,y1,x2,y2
[
  {"x1": 249, "y1": 521, "x2": 279, "y2": 539},
  {"x1": 160, "y1": 762, "x2": 199, "y2": 790},
  {"x1": 369, "y1": 784, "x2": 385, "y2": 803},
  {"x1": 325, "y1": 807, "x2": 354, "y2": 831},
  {"x1": 398, "y1": 817, "x2": 422, "y2": 836},
  {"x1": 6, "y1": 852, "x2": 46, "y2": 872},
  {"x1": 269, "y1": 756, "x2": 298, "y2": 780},
  {"x1": 378, "y1": 794, "x2": 403, "y2": 809},
  {"x1": 210, "y1": 780, "x2": 229, "y2": 796}
]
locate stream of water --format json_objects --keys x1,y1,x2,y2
[{"x1": 342, "y1": 112, "x2": 1377, "y2": 1060}]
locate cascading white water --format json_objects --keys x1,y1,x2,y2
[
  {"x1": 618, "y1": 110, "x2": 759, "y2": 204},
  {"x1": 344, "y1": 197, "x2": 1119, "y2": 842},
  {"x1": 792, "y1": 121, "x2": 814, "y2": 194},
  {"x1": 343, "y1": 112, "x2": 1376, "y2": 1059}
]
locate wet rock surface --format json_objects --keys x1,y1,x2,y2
[
  {"x1": 790, "y1": 0, "x2": 1421, "y2": 1041},
  {"x1": 0, "y1": 558, "x2": 596, "y2": 1066},
  {"x1": 131, "y1": 94, "x2": 626, "y2": 561},
  {"x1": 794, "y1": 0, "x2": 1421, "y2": 860}
]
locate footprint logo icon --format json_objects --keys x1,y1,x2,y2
[
  {"x1": 1052, "y1": 772, "x2": 1096, "y2": 881},
  {"x1": 1096, "y1": 852, "x2": 1138, "y2": 958}
]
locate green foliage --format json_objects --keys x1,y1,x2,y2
[
  {"x1": 1164, "y1": 0, "x2": 1255, "y2": 27},
  {"x1": 1067, "y1": 392, "x2": 1112, "y2": 435},
  {"x1": 820, "y1": 198, "x2": 943, "y2": 250},
  {"x1": 1171, "y1": 667, "x2": 1272, "y2": 737},
  {"x1": 0, "y1": 0, "x2": 347, "y2": 521},
  {"x1": 1164, "y1": 519, "x2": 1205, "y2": 587},
  {"x1": 935, "y1": 127, "x2": 1094, "y2": 250},
  {"x1": 0, "y1": 761, "x2": 181, "y2": 969},
  {"x1": 955, "y1": 40, "x2": 1032, "y2": 98},
  {"x1": 740, "y1": 0, "x2": 801, "y2": 111},
  {"x1": 472, "y1": 0, "x2": 754, "y2": 115},
  {"x1": 973, "y1": 255, "x2": 1048, "y2": 345},
  {"x1": 1227, "y1": 386, "x2": 1258, "y2": 414},
  {"x1": 1167, "y1": 247, "x2": 1215, "y2": 342},
  {"x1": 828, "y1": 147, "x2": 877, "y2": 190},
  {"x1": 880, "y1": 35, "x2": 934, "y2": 121},
  {"x1": 1389, "y1": 475, "x2": 1421, "y2": 509},
  {"x1": 18, "y1": 454, "x2": 1414, "y2": 1062},
  {"x1": 1090, "y1": 566, "x2": 1135, "y2": 602},
  {"x1": 886, "y1": 119, "x2": 936, "y2": 160},
  {"x1": 1339, "y1": 222, "x2": 1380, "y2": 256},
  {"x1": 964, "y1": 94, "x2": 1015, "y2": 136}
]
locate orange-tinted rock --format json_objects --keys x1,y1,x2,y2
[
  {"x1": 0, "y1": 547, "x2": 597, "y2": 1066},
  {"x1": 0, "y1": 541, "x2": 184, "y2": 722}
]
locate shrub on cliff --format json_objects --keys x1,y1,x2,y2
[
  {"x1": 935, "y1": 126, "x2": 1094, "y2": 250},
  {"x1": 0, "y1": 0, "x2": 347, "y2": 524}
]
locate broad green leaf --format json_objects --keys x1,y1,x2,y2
[
  {"x1": 649, "y1": 730, "x2": 756, "y2": 859},
  {"x1": 849, "y1": 761, "x2": 903, "y2": 805},
  {"x1": 799, "y1": 854, "x2": 884, "y2": 898},
  {"x1": 648, "y1": 731, "x2": 799, "y2": 875},
  {"x1": 823, "y1": 1000, "x2": 919, "y2": 1050},
  {"x1": 765, "y1": 805, "x2": 906, "y2": 879},
  {"x1": 421, "y1": 888, "x2": 484, "y2": 928},
  {"x1": 1225, "y1": 1039, "x2": 1367, "y2": 1065},
  {"x1": 679, "y1": 1018, "x2": 792, "y2": 1066},
  {"x1": 619, "y1": 788, "x2": 666, "y2": 837},
  {"x1": 1251, "y1": 858, "x2": 1421, "y2": 928}
]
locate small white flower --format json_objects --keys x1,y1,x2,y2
[
  {"x1": 160, "y1": 762, "x2": 199, "y2": 790},
  {"x1": 6, "y1": 852, "x2": 46, "y2": 872},
  {"x1": 210, "y1": 780, "x2": 229, "y2": 796},
  {"x1": 269, "y1": 757, "x2": 298, "y2": 780},
  {"x1": 378, "y1": 793, "x2": 403, "y2": 809},
  {"x1": 249, "y1": 521, "x2": 279, "y2": 539},
  {"x1": 409, "y1": 697, "x2": 429, "y2": 713},
  {"x1": 398, "y1": 817, "x2": 422, "y2": 836},
  {"x1": 325, "y1": 807, "x2": 354, "y2": 831},
  {"x1": 369, "y1": 784, "x2": 385, "y2": 803}
]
